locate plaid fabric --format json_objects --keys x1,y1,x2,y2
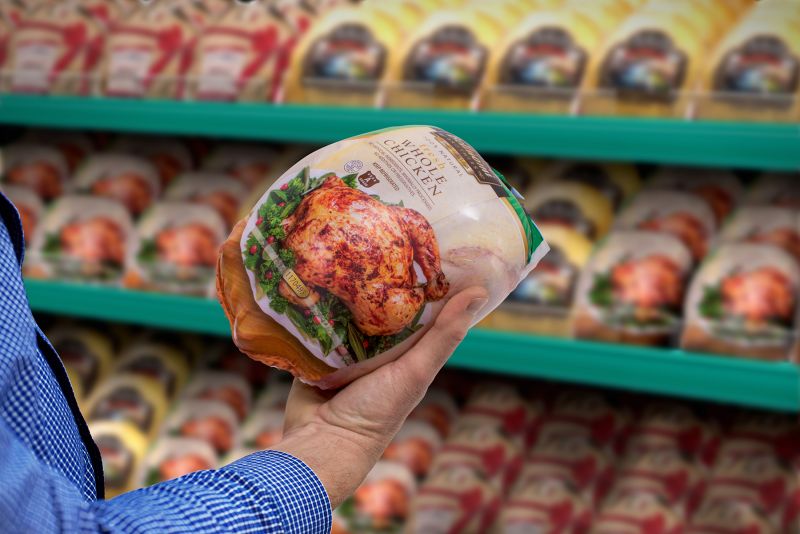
[{"x1": 0, "y1": 192, "x2": 332, "y2": 533}]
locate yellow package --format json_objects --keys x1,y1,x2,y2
[
  {"x1": 185, "y1": 3, "x2": 290, "y2": 102},
  {"x1": 698, "y1": 11, "x2": 800, "y2": 122},
  {"x1": 6, "y1": 1, "x2": 102, "y2": 95},
  {"x1": 48, "y1": 324, "x2": 114, "y2": 396},
  {"x1": 638, "y1": 0, "x2": 737, "y2": 48},
  {"x1": 89, "y1": 420, "x2": 149, "y2": 498},
  {"x1": 114, "y1": 341, "x2": 191, "y2": 399},
  {"x1": 282, "y1": 6, "x2": 402, "y2": 107},
  {"x1": 583, "y1": 10, "x2": 704, "y2": 118},
  {"x1": 537, "y1": 160, "x2": 641, "y2": 211},
  {"x1": 100, "y1": 2, "x2": 195, "y2": 99},
  {"x1": 86, "y1": 375, "x2": 168, "y2": 440},
  {"x1": 523, "y1": 181, "x2": 614, "y2": 239},
  {"x1": 384, "y1": 8, "x2": 503, "y2": 110}
]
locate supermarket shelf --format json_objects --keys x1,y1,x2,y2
[
  {"x1": 1, "y1": 95, "x2": 799, "y2": 171},
  {"x1": 25, "y1": 279, "x2": 800, "y2": 412}
]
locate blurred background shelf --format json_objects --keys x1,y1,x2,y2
[
  {"x1": 25, "y1": 279, "x2": 800, "y2": 413},
  {"x1": 1, "y1": 95, "x2": 798, "y2": 171}
]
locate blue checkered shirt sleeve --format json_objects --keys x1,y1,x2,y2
[{"x1": 0, "y1": 193, "x2": 333, "y2": 533}]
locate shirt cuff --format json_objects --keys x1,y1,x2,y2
[{"x1": 224, "y1": 450, "x2": 332, "y2": 534}]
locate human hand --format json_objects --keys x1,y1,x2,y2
[{"x1": 273, "y1": 286, "x2": 488, "y2": 507}]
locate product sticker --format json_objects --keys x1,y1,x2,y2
[
  {"x1": 714, "y1": 36, "x2": 799, "y2": 101},
  {"x1": 302, "y1": 23, "x2": 387, "y2": 89},
  {"x1": 197, "y1": 46, "x2": 246, "y2": 99},
  {"x1": 500, "y1": 27, "x2": 587, "y2": 94},
  {"x1": 107, "y1": 46, "x2": 154, "y2": 96},
  {"x1": 404, "y1": 26, "x2": 488, "y2": 94},
  {"x1": 11, "y1": 39, "x2": 58, "y2": 92}
]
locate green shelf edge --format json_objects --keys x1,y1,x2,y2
[
  {"x1": 1, "y1": 95, "x2": 798, "y2": 170},
  {"x1": 24, "y1": 279, "x2": 800, "y2": 412}
]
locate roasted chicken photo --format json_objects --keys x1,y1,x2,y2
[
  {"x1": 156, "y1": 223, "x2": 219, "y2": 269},
  {"x1": 280, "y1": 174, "x2": 449, "y2": 337},
  {"x1": 92, "y1": 172, "x2": 156, "y2": 216},
  {"x1": 638, "y1": 212, "x2": 708, "y2": 261},
  {"x1": 720, "y1": 267, "x2": 795, "y2": 326},
  {"x1": 611, "y1": 255, "x2": 684, "y2": 314},
  {"x1": 8, "y1": 160, "x2": 63, "y2": 201},
  {"x1": 61, "y1": 217, "x2": 126, "y2": 268}
]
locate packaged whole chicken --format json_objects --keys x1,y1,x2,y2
[
  {"x1": 541, "y1": 389, "x2": 630, "y2": 449},
  {"x1": 383, "y1": 420, "x2": 442, "y2": 479},
  {"x1": 537, "y1": 160, "x2": 641, "y2": 212},
  {"x1": 185, "y1": 3, "x2": 290, "y2": 102},
  {"x1": 647, "y1": 167, "x2": 743, "y2": 225},
  {"x1": 282, "y1": 5, "x2": 401, "y2": 107},
  {"x1": 383, "y1": 9, "x2": 503, "y2": 110},
  {"x1": 726, "y1": 410, "x2": 800, "y2": 463},
  {"x1": 85, "y1": 375, "x2": 169, "y2": 439},
  {"x1": 48, "y1": 324, "x2": 114, "y2": 395},
  {"x1": 138, "y1": 329, "x2": 205, "y2": 368},
  {"x1": 89, "y1": 420, "x2": 149, "y2": 498},
  {"x1": 719, "y1": 207, "x2": 800, "y2": 263},
  {"x1": 7, "y1": 1, "x2": 102, "y2": 95},
  {"x1": 408, "y1": 388, "x2": 460, "y2": 439},
  {"x1": 25, "y1": 196, "x2": 134, "y2": 282},
  {"x1": 406, "y1": 464, "x2": 500, "y2": 534},
  {"x1": 698, "y1": 4, "x2": 800, "y2": 122},
  {"x1": 591, "y1": 488, "x2": 684, "y2": 534},
  {"x1": 142, "y1": 436, "x2": 218, "y2": 486},
  {"x1": 202, "y1": 143, "x2": 284, "y2": 188},
  {"x1": 681, "y1": 243, "x2": 799, "y2": 361},
  {"x1": 114, "y1": 341, "x2": 191, "y2": 399},
  {"x1": 100, "y1": 2, "x2": 195, "y2": 99},
  {"x1": 125, "y1": 202, "x2": 226, "y2": 295},
  {"x1": 337, "y1": 461, "x2": 417, "y2": 533},
  {"x1": 165, "y1": 173, "x2": 247, "y2": 229},
  {"x1": 22, "y1": 129, "x2": 94, "y2": 172},
  {"x1": 746, "y1": 173, "x2": 800, "y2": 209},
  {"x1": 73, "y1": 154, "x2": 161, "y2": 217},
  {"x1": 209, "y1": 345, "x2": 271, "y2": 388},
  {"x1": 164, "y1": 399, "x2": 240, "y2": 455},
  {"x1": 572, "y1": 231, "x2": 692, "y2": 346},
  {"x1": 614, "y1": 191, "x2": 716, "y2": 262},
  {"x1": 2, "y1": 143, "x2": 69, "y2": 201},
  {"x1": 687, "y1": 498, "x2": 774, "y2": 534},
  {"x1": 523, "y1": 181, "x2": 614, "y2": 240},
  {"x1": 217, "y1": 126, "x2": 547, "y2": 388},
  {"x1": 182, "y1": 371, "x2": 252, "y2": 422},
  {"x1": 241, "y1": 408, "x2": 284, "y2": 449},
  {"x1": 114, "y1": 136, "x2": 193, "y2": 187},
  {"x1": 494, "y1": 476, "x2": 592, "y2": 534},
  {"x1": 1, "y1": 184, "x2": 43, "y2": 244}
]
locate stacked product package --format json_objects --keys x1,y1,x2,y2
[
  {"x1": 50, "y1": 316, "x2": 800, "y2": 533},
  {"x1": 2, "y1": 0, "x2": 799, "y2": 120}
]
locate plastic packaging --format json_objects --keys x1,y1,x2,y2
[
  {"x1": 218, "y1": 125, "x2": 546, "y2": 388},
  {"x1": 182, "y1": 371, "x2": 252, "y2": 422},
  {"x1": 48, "y1": 324, "x2": 114, "y2": 395},
  {"x1": 2, "y1": 143, "x2": 69, "y2": 201},
  {"x1": 494, "y1": 476, "x2": 591, "y2": 534},
  {"x1": 85, "y1": 375, "x2": 168, "y2": 439},
  {"x1": 164, "y1": 399, "x2": 240, "y2": 455},
  {"x1": 1, "y1": 184, "x2": 43, "y2": 244},
  {"x1": 142, "y1": 437, "x2": 218, "y2": 486},
  {"x1": 165, "y1": 173, "x2": 247, "y2": 229},
  {"x1": 89, "y1": 420, "x2": 149, "y2": 498},
  {"x1": 337, "y1": 461, "x2": 417, "y2": 533},
  {"x1": 383, "y1": 420, "x2": 442, "y2": 479},
  {"x1": 114, "y1": 136, "x2": 193, "y2": 187},
  {"x1": 647, "y1": 167, "x2": 743, "y2": 225},
  {"x1": 73, "y1": 154, "x2": 161, "y2": 217},
  {"x1": 114, "y1": 341, "x2": 191, "y2": 399}
]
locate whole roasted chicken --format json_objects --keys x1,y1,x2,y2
[{"x1": 280, "y1": 175, "x2": 449, "y2": 336}]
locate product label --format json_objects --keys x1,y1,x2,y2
[
  {"x1": 241, "y1": 126, "x2": 544, "y2": 369},
  {"x1": 403, "y1": 25, "x2": 487, "y2": 94},
  {"x1": 96, "y1": 434, "x2": 134, "y2": 490},
  {"x1": 91, "y1": 387, "x2": 153, "y2": 432},
  {"x1": 302, "y1": 23, "x2": 386, "y2": 89},
  {"x1": 197, "y1": 46, "x2": 247, "y2": 99},
  {"x1": 12, "y1": 39, "x2": 59, "y2": 92},
  {"x1": 714, "y1": 35, "x2": 799, "y2": 101},
  {"x1": 600, "y1": 30, "x2": 687, "y2": 101},
  {"x1": 500, "y1": 26, "x2": 587, "y2": 94},
  {"x1": 107, "y1": 46, "x2": 153, "y2": 96},
  {"x1": 559, "y1": 164, "x2": 622, "y2": 210},
  {"x1": 509, "y1": 244, "x2": 576, "y2": 308},
  {"x1": 56, "y1": 338, "x2": 100, "y2": 392}
]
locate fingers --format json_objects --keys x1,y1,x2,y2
[{"x1": 393, "y1": 286, "x2": 488, "y2": 389}]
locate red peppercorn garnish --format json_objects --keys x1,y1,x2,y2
[
  {"x1": 278, "y1": 202, "x2": 286, "y2": 207},
  {"x1": 313, "y1": 316, "x2": 321, "y2": 325},
  {"x1": 328, "y1": 319, "x2": 335, "y2": 326},
  {"x1": 362, "y1": 340, "x2": 369, "y2": 349},
  {"x1": 265, "y1": 271, "x2": 273, "y2": 280},
  {"x1": 267, "y1": 236, "x2": 275, "y2": 245},
  {"x1": 303, "y1": 309, "x2": 311, "y2": 318},
  {"x1": 256, "y1": 216, "x2": 263, "y2": 226},
  {"x1": 280, "y1": 183, "x2": 288, "y2": 191},
  {"x1": 249, "y1": 245, "x2": 258, "y2": 255}
]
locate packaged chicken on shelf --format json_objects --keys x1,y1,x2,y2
[
  {"x1": 137, "y1": 328, "x2": 205, "y2": 369},
  {"x1": 408, "y1": 387, "x2": 460, "y2": 439},
  {"x1": 591, "y1": 488, "x2": 684, "y2": 534},
  {"x1": 165, "y1": 173, "x2": 247, "y2": 229},
  {"x1": 2, "y1": 143, "x2": 69, "y2": 201},
  {"x1": 540, "y1": 389, "x2": 631, "y2": 449},
  {"x1": 114, "y1": 136, "x2": 194, "y2": 187},
  {"x1": 681, "y1": 243, "x2": 799, "y2": 361},
  {"x1": 218, "y1": 126, "x2": 547, "y2": 389},
  {"x1": 6, "y1": 1, "x2": 103, "y2": 95},
  {"x1": 241, "y1": 407, "x2": 284, "y2": 449},
  {"x1": 719, "y1": 206, "x2": 800, "y2": 263},
  {"x1": 125, "y1": 202, "x2": 226, "y2": 295},
  {"x1": 383, "y1": 8, "x2": 503, "y2": 110},
  {"x1": 48, "y1": 323, "x2": 115, "y2": 396},
  {"x1": 209, "y1": 344, "x2": 271, "y2": 389},
  {"x1": 337, "y1": 461, "x2": 417, "y2": 534},
  {"x1": 383, "y1": 420, "x2": 442, "y2": 480},
  {"x1": 164, "y1": 399, "x2": 241, "y2": 456},
  {"x1": 493, "y1": 476, "x2": 592, "y2": 534},
  {"x1": 185, "y1": 2, "x2": 291, "y2": 103},
  {"x1": 746, "y1": 173, "x2": 800, "y2": 209},
  {"x1": 89, "y1": 420, "x2": 149, "y2": 499},
  {"x1": 523, "y1": 181, "x2": 614, "y2": 240},
  {"x1": 100, "y1": 2, "x2": 195, "y2": 99},
  {"x1": 282, "y1": 5, "x2": 403, "y2": 107},
  {"x1": 142, "y1": 436, "x2": 218, "y2": 486},
  {"x1": 537, "y1": 160, "x2": 642, "y2": 212},
  {"x1": 182, "y1": 371, "x2": 252, "y2": 422},
  {"x1": 22, "y1": 130, "x2": 94, "y2": 173},
  {"x1": 697, "y1": 3, "x2": 800, "y2": 122},
  {"x1": 572, "y1": 231, "x2": 692, "y2": 347},
  {"x1": 114, "y1": 341, "x2": 191, "y2": 400},
  {"x1": 181, "y1": 0, "x2": 232, "y2": 28},
  {"x1": 1, "y1": 185, "x2": 43, "y2": 244},
  {"x1": 646, "y1": 167, "x2": 743, "y2": 225},
  {"x1": 460, "y1": 382, "x2": 536, "y2": 441},
  {"x1": 202, "y1": 143, "x2": 285, "y2": 188},
  {"x1": 85, "y1": 375, "x2": 169, "y2": 439},
  {"x1": 687, "y1": 498, "x2": 774, "y2": 534},
  {"x1": 582, "y1": 9, "x2": 705, "y2": 118},
  {"x1": 25, "y1": 195, "x2": 133, "y2": 282},
  {"x1": 73, "y1": 154, "x2": 161, "y2": 218},
  {"x1": 406, "y1": 464, "x2": 501, "y2": 534},
  {"x1": 726, "y1": 410, "x2": 800, "y2": 463},
  {"x1": 614, "y1": 191, "x2": 717, "y2": 262}
]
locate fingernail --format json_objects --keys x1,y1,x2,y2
[{"x1": 467, "y1": 297, "x2": 488, "y2": 316}]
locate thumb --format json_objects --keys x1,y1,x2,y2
[{"x1": 394, "y1": 286, "x2": 489, "y2": 387}]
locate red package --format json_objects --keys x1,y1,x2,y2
[
  {"x1": 726, "y1": 411, "x2": 800, "y2": 463},
  {"x1": 463, "y1": 382, "x2": 536, "y2": 440},
  {"x1": 496, "y1": 476, "x2": 591, "y2": 534},
  {"x1": 592, "y1": 489, "x2": 684, "y2": 534},
  {"x1": 626, "y1": 402, "x2": 719, "y2": 465},
  {"x1": 542, "y1": 389, "x2": 630, "y2": 448},
  {"x1": 408, "y1": 388, "x2": 459, "y2": 440},
  {"x1": 687, "y1": 498, "x2": 774, "y2": 534},
  {"x1": 383, "y1": 420, "x2": 441, "y2": 479}
]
